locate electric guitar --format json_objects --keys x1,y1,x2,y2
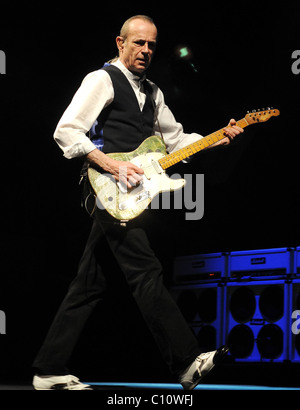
[{"x1": 88, "y1": 109, "x2": 280, "y2": 222}]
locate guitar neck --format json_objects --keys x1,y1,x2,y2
[{"x1": 158, "y1": 117, "x2": 250, "y2": 170}]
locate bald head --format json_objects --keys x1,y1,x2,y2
[{"x1": 120, "y1": 15, "x2": 156, "y2": 40}]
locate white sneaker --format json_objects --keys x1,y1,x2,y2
[
  {"x1": 33, "y1": 374, "x2": 92, "y2": 390},
  {"x1": 179, "y1": 345, "x2": 229, "y2": 390}
]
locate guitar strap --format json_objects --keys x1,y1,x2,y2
[{"x1": 143, "y1": 80, "x2": 166, "y2": 149}]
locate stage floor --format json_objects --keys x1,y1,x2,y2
[
  {"x1": 89, "y1": 382, "x2": 300, "y2": 390},
  {"x1": 1, "y1": 382, "x2": 300, "y2": 390}
]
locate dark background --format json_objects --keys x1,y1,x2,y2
[{"x1": 0, "y1": 1, "x2": 299, "y2": 385}]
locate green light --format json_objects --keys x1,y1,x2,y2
[{"x1": 179, "y1": 47, "x2": 189, "y2": 58}]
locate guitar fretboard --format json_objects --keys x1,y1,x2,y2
[{"x1": 158, "y1": 117, "x2": 249, "y2": 170}]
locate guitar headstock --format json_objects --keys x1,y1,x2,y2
[{"x1": 245, "y1": 108, "x2": 280, "y2": 124}]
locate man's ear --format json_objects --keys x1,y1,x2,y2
[{"x1": 116, "y1": 36, "x2": 124, "y2": 53}]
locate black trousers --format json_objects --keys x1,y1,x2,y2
[{"x1": 33, "y1": 207, "x2": 201, "y2": 377}]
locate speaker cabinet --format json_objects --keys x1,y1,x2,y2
[
  {"x1": 224, "y1": 280, "x2": 290, "y2": 362},
  {"x1": 170, "y1": 283, "x2": 224, "y2": 351}
]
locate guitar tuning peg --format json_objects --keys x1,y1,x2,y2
[
  {"x1": 267, "y1": 107, "x2": 271, "y2": 110},
  {"x1": 247, "y1": 110, "x2": 250, "y2": 114},
  {"x1": 262, "y1": 108, "x2": 265, "y2": 111},
  {"x1": 252, "y1": 110, "x2": 256, "y2": 113}
]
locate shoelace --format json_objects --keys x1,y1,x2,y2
[
  {"x1": 196, "y1": 351, "x2": 213, "y2": 361},
  {"x1": 192, "y1": 352, "x2": 214, "y2": 381},
  {"x1": 64, "y1": 375, "x2": 88, "y2": 389},
  {"x1": 66, "y1": 375, "x2": 80, "y2": 383}
]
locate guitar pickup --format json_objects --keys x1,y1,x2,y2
[
  {"x1": 143, "y1": 158, "x2": 163, "y2": 180},
  {"x1": 117, "y1": 181, "x2": 129, "y2": 194},
  {"x1": 151, "y1": 159, "x2": 163, "y2": 174}
]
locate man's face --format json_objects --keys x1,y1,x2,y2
[{"x1": 117, "y1": 19, "x2": 157, "y2": 75}]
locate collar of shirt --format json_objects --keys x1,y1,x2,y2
[
  {"x1": 112, "y1": 59, "x2": 147, "y2": 84},
  {"x1": 112, "y1": 59, "x2": 147, "y2": 110}
]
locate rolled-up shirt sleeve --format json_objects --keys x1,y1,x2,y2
[
  {"x1": 152, "y1": 84, "x2": 203, "y2": 153},
  {"x1": 54, "y1": 69, "x2": 114, "y2": 159}
]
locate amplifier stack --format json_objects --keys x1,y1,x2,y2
[{"x1": 171, "y1": 247, "x2": 300, "y2": 362}]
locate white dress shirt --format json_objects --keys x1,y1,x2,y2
[{"x1": 53, "y1": 59, "x2": 203, "y2": 159}]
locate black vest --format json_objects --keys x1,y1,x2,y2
[{"x1": 90, "y1": 65, "x2": 155, "y2": 154}]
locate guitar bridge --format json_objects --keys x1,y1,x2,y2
[
  {"x1": 136, "y1": 191, "x2": 151, "y2": 203},
  {"x1": 119, "y1": 190, "x2": 150, "y2": 211}
]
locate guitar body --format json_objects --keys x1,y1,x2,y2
[
  {"x1": 87, "y1": 109, "x2": 279, "y2": 221},
  {"x1": 87, "y1": 135, "x2": 186, "y2": 221}
]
